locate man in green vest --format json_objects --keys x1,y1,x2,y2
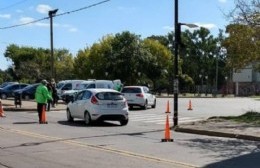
[{"x1": 35, "y1": 80, "x2": 53, "y2": 124}]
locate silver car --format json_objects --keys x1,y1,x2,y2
[
  {"x1": 121, "y1": 86, "x2": 156, "y2": 110},
  {"x1": 66, "y1": 89, "x2": 129, "y2": 126}
]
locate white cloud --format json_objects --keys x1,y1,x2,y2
[
  {"x1": 36, "y1": 4, "x2": 52, "y2": 14},
  {"x1": 69, "y1": 28, "x2": 78, "y2": 32},
  {"x1": 163, "y1": 26, "x2": 173, "y2": 31},
  {"x1": 195, "y1": 23, "x2": 217, "y2": 29},
  {"x1": 0, "y1": 14, "x2": 11, "y2": 19},
  {"x1": 218, "y1": 0, "x2": 227, "y2": 3},
  {"x1": 19, "y1": 16, "x2": 48, "y2": 27},
  {"x1": 19, "y1": 17, "x2": 34, "y2": 24}
]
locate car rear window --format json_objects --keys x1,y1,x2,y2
[
  {"x1": 121, "y1": 87, "x2": 141, "y2": 93},
  {"x1": 96, "y1": 92, "x2": 124, "y2": 100}
]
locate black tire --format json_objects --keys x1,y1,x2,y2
[
  {"x1": 151, "y1": 99, "x2": 156, "y2": 108},
  {"x1": 1, "y1": 94, "x2": 7, "y2": 99},
  {"x1": 142, "y1": 100, "x2": 148, "y2": 110},
  {"x1": 66, "y1": 108, "x2": 74, "y2": 122},
  {"x1": 25, "y1": 95, "x2": 30, "y2": 100},
  {"x1": 84, "y1": 112, "x2": 92, "y2": 125},
  {"x1": 120, "y1": 119, "x2": 128, "y2": 126}
]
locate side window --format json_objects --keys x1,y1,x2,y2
[
  {"x1": 62, "y1": 83, "x2": 72, "y2": 90},
  {"x1": 82, "y1": 91, "x2": 92, "y2": 100},
  {"x1": 75, "y1": 91, "x2": 84, "y2": 101},
  {"x1": 86, "y1": 83, "x2": 95, "y2": 88},
  {"x1": 143, "y1": 87, "x2": 149, "y2": 93}
]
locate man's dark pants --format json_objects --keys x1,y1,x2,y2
[{"x1": 37, "y1": 103, "x2": 46, "y2": 122}]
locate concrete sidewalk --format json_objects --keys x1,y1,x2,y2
[
  {"x1": 1, "y1": 99, "x2": 67, "y2": 111},
  {"x1": 1, "y1": 99, "x2": 260, "y2": 142}
]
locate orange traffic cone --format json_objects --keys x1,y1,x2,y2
[
  {"x1": 40, "y1": 105, "x2": 48, "y2": 124},
  {"x1": 0, "y1": 100, "x2": 6, "y2": 117},
  {"x1": 162, "y1": 101, "x2": 173, "y2": 142},
  {"x1": 161, "y1": 115, "x2": 173, "y2": 142},
  {"x1": 187, "y1": 100, "x2": 193, "y2": 110}
]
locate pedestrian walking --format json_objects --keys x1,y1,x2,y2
[
  {"x1": 51, "y1": 78, "x2": 58, "y2": 107},
  {"x1": 35, "y1": 80, "x2": 53, "y2": 124},
  {"x1": 46, "y1": 83, "x2": 53, "y2": 111}
]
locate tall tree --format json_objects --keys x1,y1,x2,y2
[{"x1": 228, "y1": 0, "x2": 260, "y2": 26}]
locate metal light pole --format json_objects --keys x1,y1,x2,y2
[
  {"x1": 49, "y1": 9, "x2": 58, "y2": 79},
  {"x1": 173, "y1": 0, "x2": 198, "y2": 127},
  {"x1": 173, "y1": 0, "x2": 179, "y2": 127}
]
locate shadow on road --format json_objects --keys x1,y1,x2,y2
[
  {"x1": 179, "y1": 138, "x2": 260, "y2": 168},
  {"x1": 57, "y1": 120, "x2": 121, "y2": 127},
  {"x1": 203, "y1": 151, "x2": 260, "y2": 168}
]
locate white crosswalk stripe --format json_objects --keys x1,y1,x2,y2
[{"x1": 129, "y1": 113, "x2": 203, "y2": 125}]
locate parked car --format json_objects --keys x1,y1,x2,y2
[
  {"x1": 0, "y1": 82, "x2": 19, "y2": 88},
  {"x1": 61, "y1": 80, "x2": 117, "y2": 103},
  {"x1": 56, "y1": 80, "x2": 86, "y2": 100},
  {"x1": 121, "y1": 86, "x2": 156, "y2": 110},
  {"x1": 14, "y1": 83, "x2": 40, "y2": 100},
  {"x1": 0, "y1": 83, "x2": 29, "y2": 99},
  {"x1": 66, "y1": 88, "x2": 129, "y2": 126}
]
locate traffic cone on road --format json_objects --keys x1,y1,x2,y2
[
  {"x1": 40, "y1": 105, "x2": 48, "y2": 124},
  {"x1": 161, "y1": 114, "x2": 173, "y2": 142},
  {"x1": 162, "y1": 101, "x2": 173, "y2": 142},
  {"x1": 187, "y1": 100, "x2": 193, "y2": 110},
  {"x1": 0, "y1": 99, "x2": 6, "y2": 118}
]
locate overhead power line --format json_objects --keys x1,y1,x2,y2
[
  {"x1": 0, "y1": 0, "x2": 110, "y2": 30},
  {"x1": 0, "y1": 0, "x2": 29, "y2": 11}
]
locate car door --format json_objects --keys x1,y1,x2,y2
[
  {"x1": 76, "y1": 90, "x2": 92, "y2": 119},
  {"x1": 143, "y1": 87, "x2": 153, "y2": 105},
  {"x1": 69, "y1": 91, "x2": 84, "y2": 118}
]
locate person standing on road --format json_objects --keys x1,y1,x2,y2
[
  {"x1": 50, "y1": 78, "x2": 58, "y2": 107},
  {"x1": 46, "y1": 83, "x2": 53, "y2": 111},
  {"x1": 35, "y1": 80, "x2": 52, "y2": 123}
]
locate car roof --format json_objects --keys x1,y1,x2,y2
[
  {"x1": 123, "y1": 86, "x2": 146, "y2": 88},
  {"x1": 84, "y1": 88, "x2": 119, "y2": 93}
]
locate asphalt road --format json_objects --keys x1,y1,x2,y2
[{"x1": 0, "y1": 97, "x2": 260, "y2": 168}]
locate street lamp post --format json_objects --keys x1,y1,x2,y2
[
  {"x1": 174, "y1": 0, "x2": 198, "y2": 127},
  {"x1": 173, "y1": 0, "x2": 179, "y2": 127},
  {"x1": 205, "y1": 75, "x2": 208, "y2": 96},
  {"x1": 49, "y1": 9, "x2": 58, "y2": 80}
]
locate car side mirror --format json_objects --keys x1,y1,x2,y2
[{"x1": 68, "y1": 95, "x2": 75, "y2": 103}]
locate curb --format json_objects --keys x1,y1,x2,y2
[
  {"x1": 174, "y1": 127, "x2": 260, "y2": 142},
  {"x1": 3, "y1": 107, "x2": 66, "y2": 112}
]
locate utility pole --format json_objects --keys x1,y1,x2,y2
[{"x1": 49, "y1": 9, "x2": 58, "y2": 79}]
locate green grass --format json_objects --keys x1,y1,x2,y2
[{"x1": 209, "y1": 112, "x2": 260, "y2": 126}]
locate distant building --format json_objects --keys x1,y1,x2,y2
[{"x1": 233, "y1": 64, "x2": 260, "y2": 96}]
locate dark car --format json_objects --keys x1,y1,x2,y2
[
  {"x1": 0, "y1": 82, "x2": 19, "y2": 88},
  {"x1": 14, "y1": 83, "x2": 40, "y2": 100},
  {"x1": 0, "y1": 83, "x2": 29, "y2": 99}
]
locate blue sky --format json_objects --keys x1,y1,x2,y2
[{"x1": 0, "y1": 0, "x2": 234, "y2": 70}]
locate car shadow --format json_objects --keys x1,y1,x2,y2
[{"x1": 57, "y1": 120, "x2": 121, "y2": 127}]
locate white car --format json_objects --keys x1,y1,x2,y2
[
  {"x1": 121, "y1": 86, "x2": 156, "y2": 110},
  {"x1": 66, "y1": 89, "x2": 129, "y2": 126}
]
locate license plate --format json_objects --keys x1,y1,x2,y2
[{"x1": 107, "y1": 104, "x2": 117, "y2": 108}]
